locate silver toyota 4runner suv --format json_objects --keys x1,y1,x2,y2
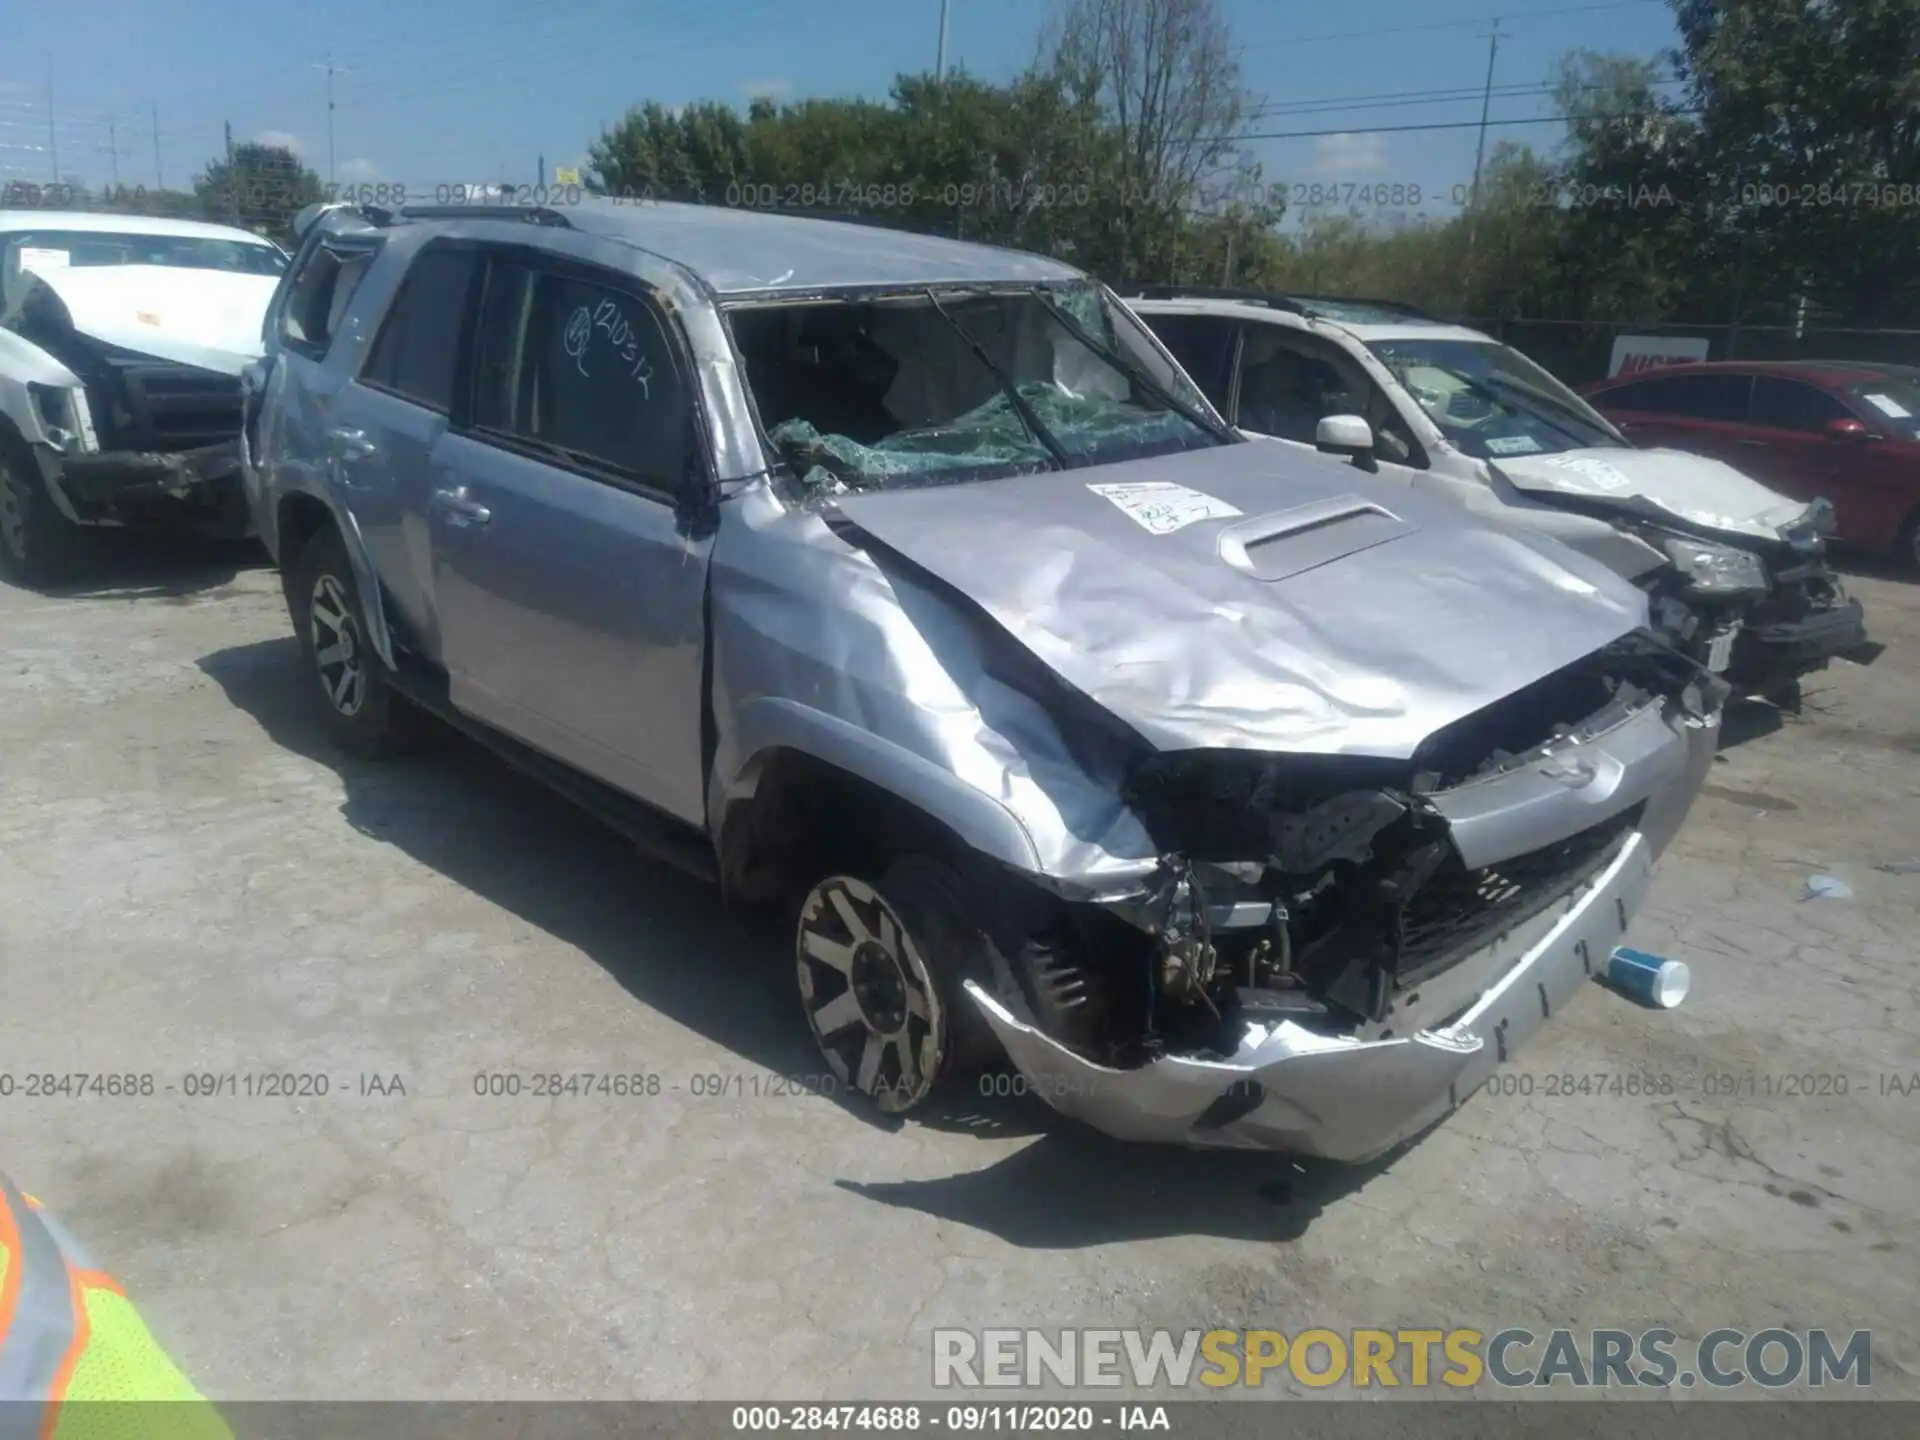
[{"x1": 245, "y1": 199, "x2": 1719, "y2": 1160}]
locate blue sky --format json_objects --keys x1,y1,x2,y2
[{"x1": 2, "y1": 0, "x2": 1684, "y2": 218}]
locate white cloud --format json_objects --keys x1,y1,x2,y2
[
  {"x1": 335, "y1": 157, "x2": 381, "y2": 183},
  {"x1": 737, "y1": 78, "x2": 792, "y2": 100},
  {"x1": 1307, "y1": 132, "x2": 1388, "y2": 180},
  {"x1": 253, "y1": 129, "x2": 303, "y2": 155}
]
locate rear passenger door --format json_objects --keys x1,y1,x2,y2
[
  {"x1": 428, "y1": 247, "x2": 715, "y2": 825},
  {"x1": 328, "y1": 242, "x2": 479, "y2": 657},
  {"x1": 254, "y1": 228, "x2": 382, "y2": 539}
]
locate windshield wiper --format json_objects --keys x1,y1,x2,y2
[
  {"x1": 1027, "y1": 287, "x2": 1238, "y2": 445},
  {"x1": 1482, "y1": 372, "x2": 1621, "y2": 444},
  {"x1": 922, "y1": 290, "x2": 1071, "y2": 469}
]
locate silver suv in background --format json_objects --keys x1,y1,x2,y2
[
  {"x1": 245, "y1": 200, "x2": 1717, "y2": 1160},
  {"x1": 1129, "y1": 289, "x2": 1869, "y2": 701}
]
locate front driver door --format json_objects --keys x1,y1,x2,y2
[{"x1": 429, "y1": 247, "x2": 715, "y2": 826}]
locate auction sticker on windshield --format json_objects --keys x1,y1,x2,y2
[
  {"x1": 1540, "y1": 455, "x2": 1632, "y2": 491},
  {"x1": 18, "y1": 247, "x2": 70, "y2": 276},
  {"x1": 1087, "y1": 481, "x2": 1242, "y2": 535},
  {"x1": 1486, "y1": 435, "x2": 1545, "y2": 455}
]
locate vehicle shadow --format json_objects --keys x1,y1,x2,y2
[
  {"x1": 197, "y1": 634, "x2": 827, "y2": 1088},
  {"x1": 1833, "y1": 550, "x2": 1914, "y2": 586},
  {"x1": 197, "y1": 635, "x2": 1393, "y2": 1243},
  {"x1": 1717, "y1": 696, "x2": 1786, "y2": 751},
  {"x1": 836, "y1": 1125, "x2": 1403, "y2": 1248},
  {"x1": 42, "y1": 533, "x2": 266, "y2": 602}
]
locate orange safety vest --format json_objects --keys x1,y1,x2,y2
[{"x1": 0, "y1": 1175, "x2": 230, "y2": 1440}]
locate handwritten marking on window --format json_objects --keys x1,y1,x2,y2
[
  {"x1": 564, "y1": 305, "x2": 593, "y2": 375},
  {"x1": 561, "y1": 297, "x2": 656, "y2": 398}
]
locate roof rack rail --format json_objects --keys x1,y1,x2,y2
[
  {"x1": 1121, "y1": 284, "x2": 1441, "y2": 322},
  {"x1": 1283, "y1": 293, "x2": 1439, "y2": 321},
  {"x1": 1120, "y1": 283, "x2": 1307, "y2": 313},
  {"x1": 358, "y1": 203, "x2": 574, "y2": 229}
]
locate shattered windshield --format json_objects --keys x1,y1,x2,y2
[
  {"x1": 728, "y1": 282, "x2": 1232, "y2": 495},
  {"x1": 2, "y1": 230, "x2": 287, "y2": 277},
  {"x1": 1367, "y1": 337, "x2": 1625, "y2": 460}
]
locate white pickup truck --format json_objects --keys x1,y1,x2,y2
[{"x1": 0, "y1": 210, "x2": 287, "y2": 586}]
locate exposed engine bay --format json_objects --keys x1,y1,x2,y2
[{"x1": 991, "y1": 632, "x2": 1720, "y2": 1071}]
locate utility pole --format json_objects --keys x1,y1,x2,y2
[
  {"x1": 312, "y1": 54, "x2": 348, "y2": 184},
  {"x1": 44, "y1": 60, "x2": 59, "y2": 186},
  {"x1": 936, "y1": 0, "x2": 951, "y2": 82},
  {"x1": 1468, "y1": 23, "x2": 1501, "y2": 212},
  {"x1": 1461, "y1": 20, "x2": 1502, "y2": 304},
  {"x1": 152, "y1": 100, "x2": 164, "y2": 189},
  {"x1": 224, "y1": 119, "x2": 237, "y2": 221},
  {"x1": 104, "y1": 119, "x2": 120, "y2": 192},
  {"x1": 538, "y1": 153, "x2": 546, "y2": 190}
]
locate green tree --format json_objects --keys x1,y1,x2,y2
[
  {"x1": 586, "y1": 100, "x2": 755, "y2": 203},
  {"x1": 1672, "y1": 0, "x2": 1920, "y2": 324},
  {"x1": 194, "y1": 143, "x2": 323, "y2": 243},
  {"x1": 1545, "y1": 49, "x2": 1706, "y2": 322},
  {"x1": 1041, "y1": 0, "x2": 1266, "y2": 279}
]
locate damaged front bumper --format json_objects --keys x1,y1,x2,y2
[
  {"x1": 1738, "y1": 593, "x2": 1869, "y2": 677},
  {"x1": 967, "y1": 701, "x2": 1719, "y2": 1162},
  {"x1": 58, "y1": 438, "x2": 247, "y2": 505}
]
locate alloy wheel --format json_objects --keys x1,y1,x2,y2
[
  {"x1": 310, "y1": 573, "x2": 368, "y2": 717},
  {"x1": 796, "y1": 876, "x2": 945, "y2": 1112}
]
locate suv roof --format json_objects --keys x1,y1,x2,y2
[
  {"x1": 1123, "y1": 285, "x2": 1441, "y2": 325},
  {"x1": 0, "y1": 209, "x2": 279, "y2": 245},
  {"x1": 342, "y1": 198, "x2": 1082, "y2": 299}
]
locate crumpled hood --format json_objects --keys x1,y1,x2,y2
[
  {"x1": 832, "y1": 443, "x2": 1648, "y2": 758},
  {"x1": 1490, "y1": 446, "x2": 1812, "y2": 542},
  {"x1": 25, "y1": 264, "x2": 276, "y2": 376}
]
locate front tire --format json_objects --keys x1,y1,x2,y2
[
  {"x1": 0, "y1": 441, "x2": 85, "y2": 589},
  {"x1": 290, "y1": 526, "x2": 417, "y2": 759},
  {"x1": 795, "y1": 856, "x2": 993, "y2": 1114}
]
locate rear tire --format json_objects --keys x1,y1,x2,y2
[
  {"x1": 1899, "y1": 507, "x2": 1920, "y2": 577},
  {"x1": 0, "y1": 439, "x2": 86, "y2": 589},
  {"x1": 794, "y1": 855, "x2": 1000, "y2": 1114},
  {"x1": 289, "y1": 525, "x2": 418, "y2": 759}
]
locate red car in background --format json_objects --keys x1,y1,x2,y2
[{"x1": 1583, "y1": 360, "x2": 1920, "y2": 573}]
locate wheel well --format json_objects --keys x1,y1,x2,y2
[
  {"x1": 1900, "y1": 501, "x2": 1920, "y2": 552},
  {"x1": 276, "y1": 492, "x2": 336, "y2": 578},
  {"x1": 717, "y1": 749, "x2": 970, "y2": 906},
  {"x1": 0, "y1": 411, "x2": 36, "y2": 470}
]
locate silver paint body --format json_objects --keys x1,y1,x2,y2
[{"x1": 250, "y1": 201, "x2": 1711, "y2": 1153}]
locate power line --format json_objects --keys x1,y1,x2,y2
[
  {"x1": 1240, "y1": 0, "x2": 1667, "y2": 50},
  {"x1": 1245, "y1": 75, "x2": 1682, "y2": 121},
  {"x1": 1230, "y1": 109, "x2": 1699, "y2": 141}
]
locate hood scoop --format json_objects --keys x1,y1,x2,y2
[{"x1": 1218, "y1": 496, "x2": 1411, "y2": 582}]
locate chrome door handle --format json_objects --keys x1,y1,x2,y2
[
  {"x1": 432, "y1": 485, "x2": 492, "y2": 527},
  {"x1": 328, "y1": 425, "x2": 377, "y2": 459}
]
